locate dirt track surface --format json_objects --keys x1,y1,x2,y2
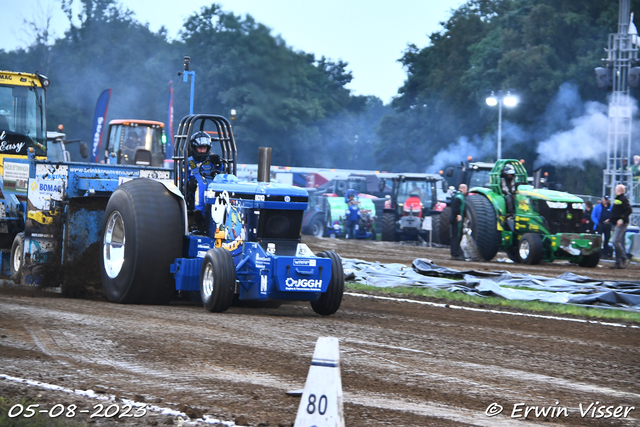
[{"x1": 0, "y1": 238, "x2": 639, "y2": 427}]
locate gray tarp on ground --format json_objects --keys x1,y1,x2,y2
[{"x1": 343, "y1": 258, "x2": 640, "y2": 311}]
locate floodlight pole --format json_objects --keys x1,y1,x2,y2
[{"x1": 497, "y1": 99, "x2": 503, "y2": 160}]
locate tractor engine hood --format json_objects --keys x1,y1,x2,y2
[
  {"x1": 516, "y1": 185, "x2": 584, "y2": 206},
  {"x1": 204, "y1": 174, "x2": 309, "y2": 210}
]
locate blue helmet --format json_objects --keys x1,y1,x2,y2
[
  {"x1": 190, "y1": 131, "x2": 211, "y2": 160},
  {"x1": 345, "y1": 188, "x2": 358, "y2": 202}
]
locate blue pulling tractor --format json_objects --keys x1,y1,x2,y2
[
  {"x1": 101, "y1": 114, "x2": 344, "y2": 314},
  {"x1": 0, "y1": 69, "x2": 342, "y2": 315}
]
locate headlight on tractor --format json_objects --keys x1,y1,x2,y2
[
  {"x1": 546, "y1": 201, "x2": 568, "y2": 209},
  {"x1": 571, "y1": 203, "x2": 585, "y2": 210}
]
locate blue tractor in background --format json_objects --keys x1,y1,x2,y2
[{"x1": 101, "y1": 114, "x2": 344, "y2": 314}]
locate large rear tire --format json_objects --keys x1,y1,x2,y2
[
  {"x1": 578, "y1": 251, "x2": 601, "y2": 268},
  {"x1": 381, "y1": 212, "x2": 396, "y2": 241},
  {"x1": 465, "y1": 195, "x2": 501, "y2": 261},
  {"x1": 200, "y1": 248, "x2": 236, "y2": 312},
  {"x1": 518, "y1": 233, "x2": 543, "y2": 265},
  {"x1": 311, "y1": 251, "x2": 344, "y2": 316},
  {"x1": 10, "y1": 233, "x2": 24, "y2": 284},
  {"x1": 101, "y1": 179, "x2": 183, "y2": 304}
]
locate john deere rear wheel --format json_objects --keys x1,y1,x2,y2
[{"x1": 464, "y1": 195, "x2": 501, "y2": 261}]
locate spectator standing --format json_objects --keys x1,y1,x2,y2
[
  {"x1": 631, "y1": 154, "x2": 640, "y2": 179},
  {"x1": 592, "y1": 195, "x2": 612, "y2": 258},
  {"x1": 631, "y1": 155, "x2": 640, "y2": 202},
  {"x1": 581, "y1": 201, "x2": 594, "y2": 233},
  {"x1": 345, "y1": 189, "x2": 359, "y2": 239},
  {"x1": 608, "y1": 185, "x2": 632, "y2": 269},
  {"x1": 450, "y1": 183, "x2": 468, "y2": 260}
]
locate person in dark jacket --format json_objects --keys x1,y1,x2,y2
[
  {"x1": 581, "y1": 201, "x2": 594, "y2": 233},
  {"x1": 592, "y1": 195, "x2": 612, "y2": 258},
  {"x1": 450, "y1": 184, "x2": 467, "y2": 260},
  {"x1": 608, "y1": 185, "x2": 633, "y2": 269}
]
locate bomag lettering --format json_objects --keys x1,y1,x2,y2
[{"x1": 39, "y1": 183, "x2": 62, "y2": 192}]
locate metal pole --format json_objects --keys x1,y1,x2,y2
[
  {"x1": 497, "y1": 100, "x2": 502, "y2": 160},
  {"x1": 189, "y1": 72, "x2": 195, "y2": 115},
  {"x1": 182, "y1": 71, "x2": 195, "y2": 115}
]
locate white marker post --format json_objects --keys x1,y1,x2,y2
[{"x1": 294, "y1": 337, "x2": 345, "y2": 427}]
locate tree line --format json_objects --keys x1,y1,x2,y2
[{"x1": 1, "y1": 0, "x2": 635, "y2": 195}]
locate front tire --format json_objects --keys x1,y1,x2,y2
[
  {"x1": 310, "y1": 216, "x2": 325, "y2": 237},
  {"x1": 519, "y1": 233, "x2": 543, "y2": 265},
  {"x1": 578, "y1": 251, "x2": 601, "y2": 268},
  {"x1": 10, "y1": 233, "x2": 24, "y2": 284},
  {"x1": 101, "y1": 179, "x2": 183, "y2": 304},
  {"x1": 381, "y1": 212, "x2": 396, "y2": 241},
  {"x1": 200, "y1": 248, "x2": 236, "y2": 312},
  {"x1": 506, "y1": 246, "x2": 521, "y2": 263},
  {"x1": 311, "y1": 251, "x2": 344, "y2": 315},
  {"x1": 465, "y1": 195, "x2": 501, "y2": 261}
]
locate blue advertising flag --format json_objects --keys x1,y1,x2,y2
[
  {"x1": 91, "y1": 89, "x2": 112, "y2": 163},
  {"x1": 166, "y1": 81, "x2": 174, "y2": 159}
]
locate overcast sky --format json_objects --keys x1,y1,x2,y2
[{"x1": 3, "y1": 0, "x2": 466, "y2": 103}]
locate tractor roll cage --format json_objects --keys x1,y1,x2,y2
[
  {"x1": 489, "y1": 159, "x2": 527, "y2": 195},
  {"x1": 173, "y1": 114, "x2": 238, "y2": 198}
]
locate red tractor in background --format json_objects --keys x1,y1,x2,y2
[{"x1": 377, "y1": 173, "x2": 446, "y2": 242}]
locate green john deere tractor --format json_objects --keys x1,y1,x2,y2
[{"x1": 465, "y1": 159, "x2": 602, "y2": 267}]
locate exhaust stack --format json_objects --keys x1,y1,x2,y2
[
  {"x1": 258, "y1": 147, "x2": 272, "y2": 182},
  {"x1": 533, "y1": 168, "x2": 542, "y2": 189}
]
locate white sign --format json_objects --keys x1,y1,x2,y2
[
  {"x1": 422, "y1": 216, "x2": 433, "y2": 231},
  {"x1": 28, "y1": 179, "x2": 65, "y2": 210},
  {"x1": 3, "y1": 162, "x2": 30, "y2": 194}
]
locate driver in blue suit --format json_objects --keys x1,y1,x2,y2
[{"x1": 188, "y1": 131, "x2": 223, "y2": 229}]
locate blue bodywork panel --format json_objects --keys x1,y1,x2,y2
[
  {"x1": 0, "y1": 157, "x2": 172, "y2": 285},
  {"x1": 171, "y1": 240, "x2": 331, "y2": 301}
]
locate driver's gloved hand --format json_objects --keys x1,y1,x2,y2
[{"x1": 208, "y1": 154, "x2": 222, "y2": 169}]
